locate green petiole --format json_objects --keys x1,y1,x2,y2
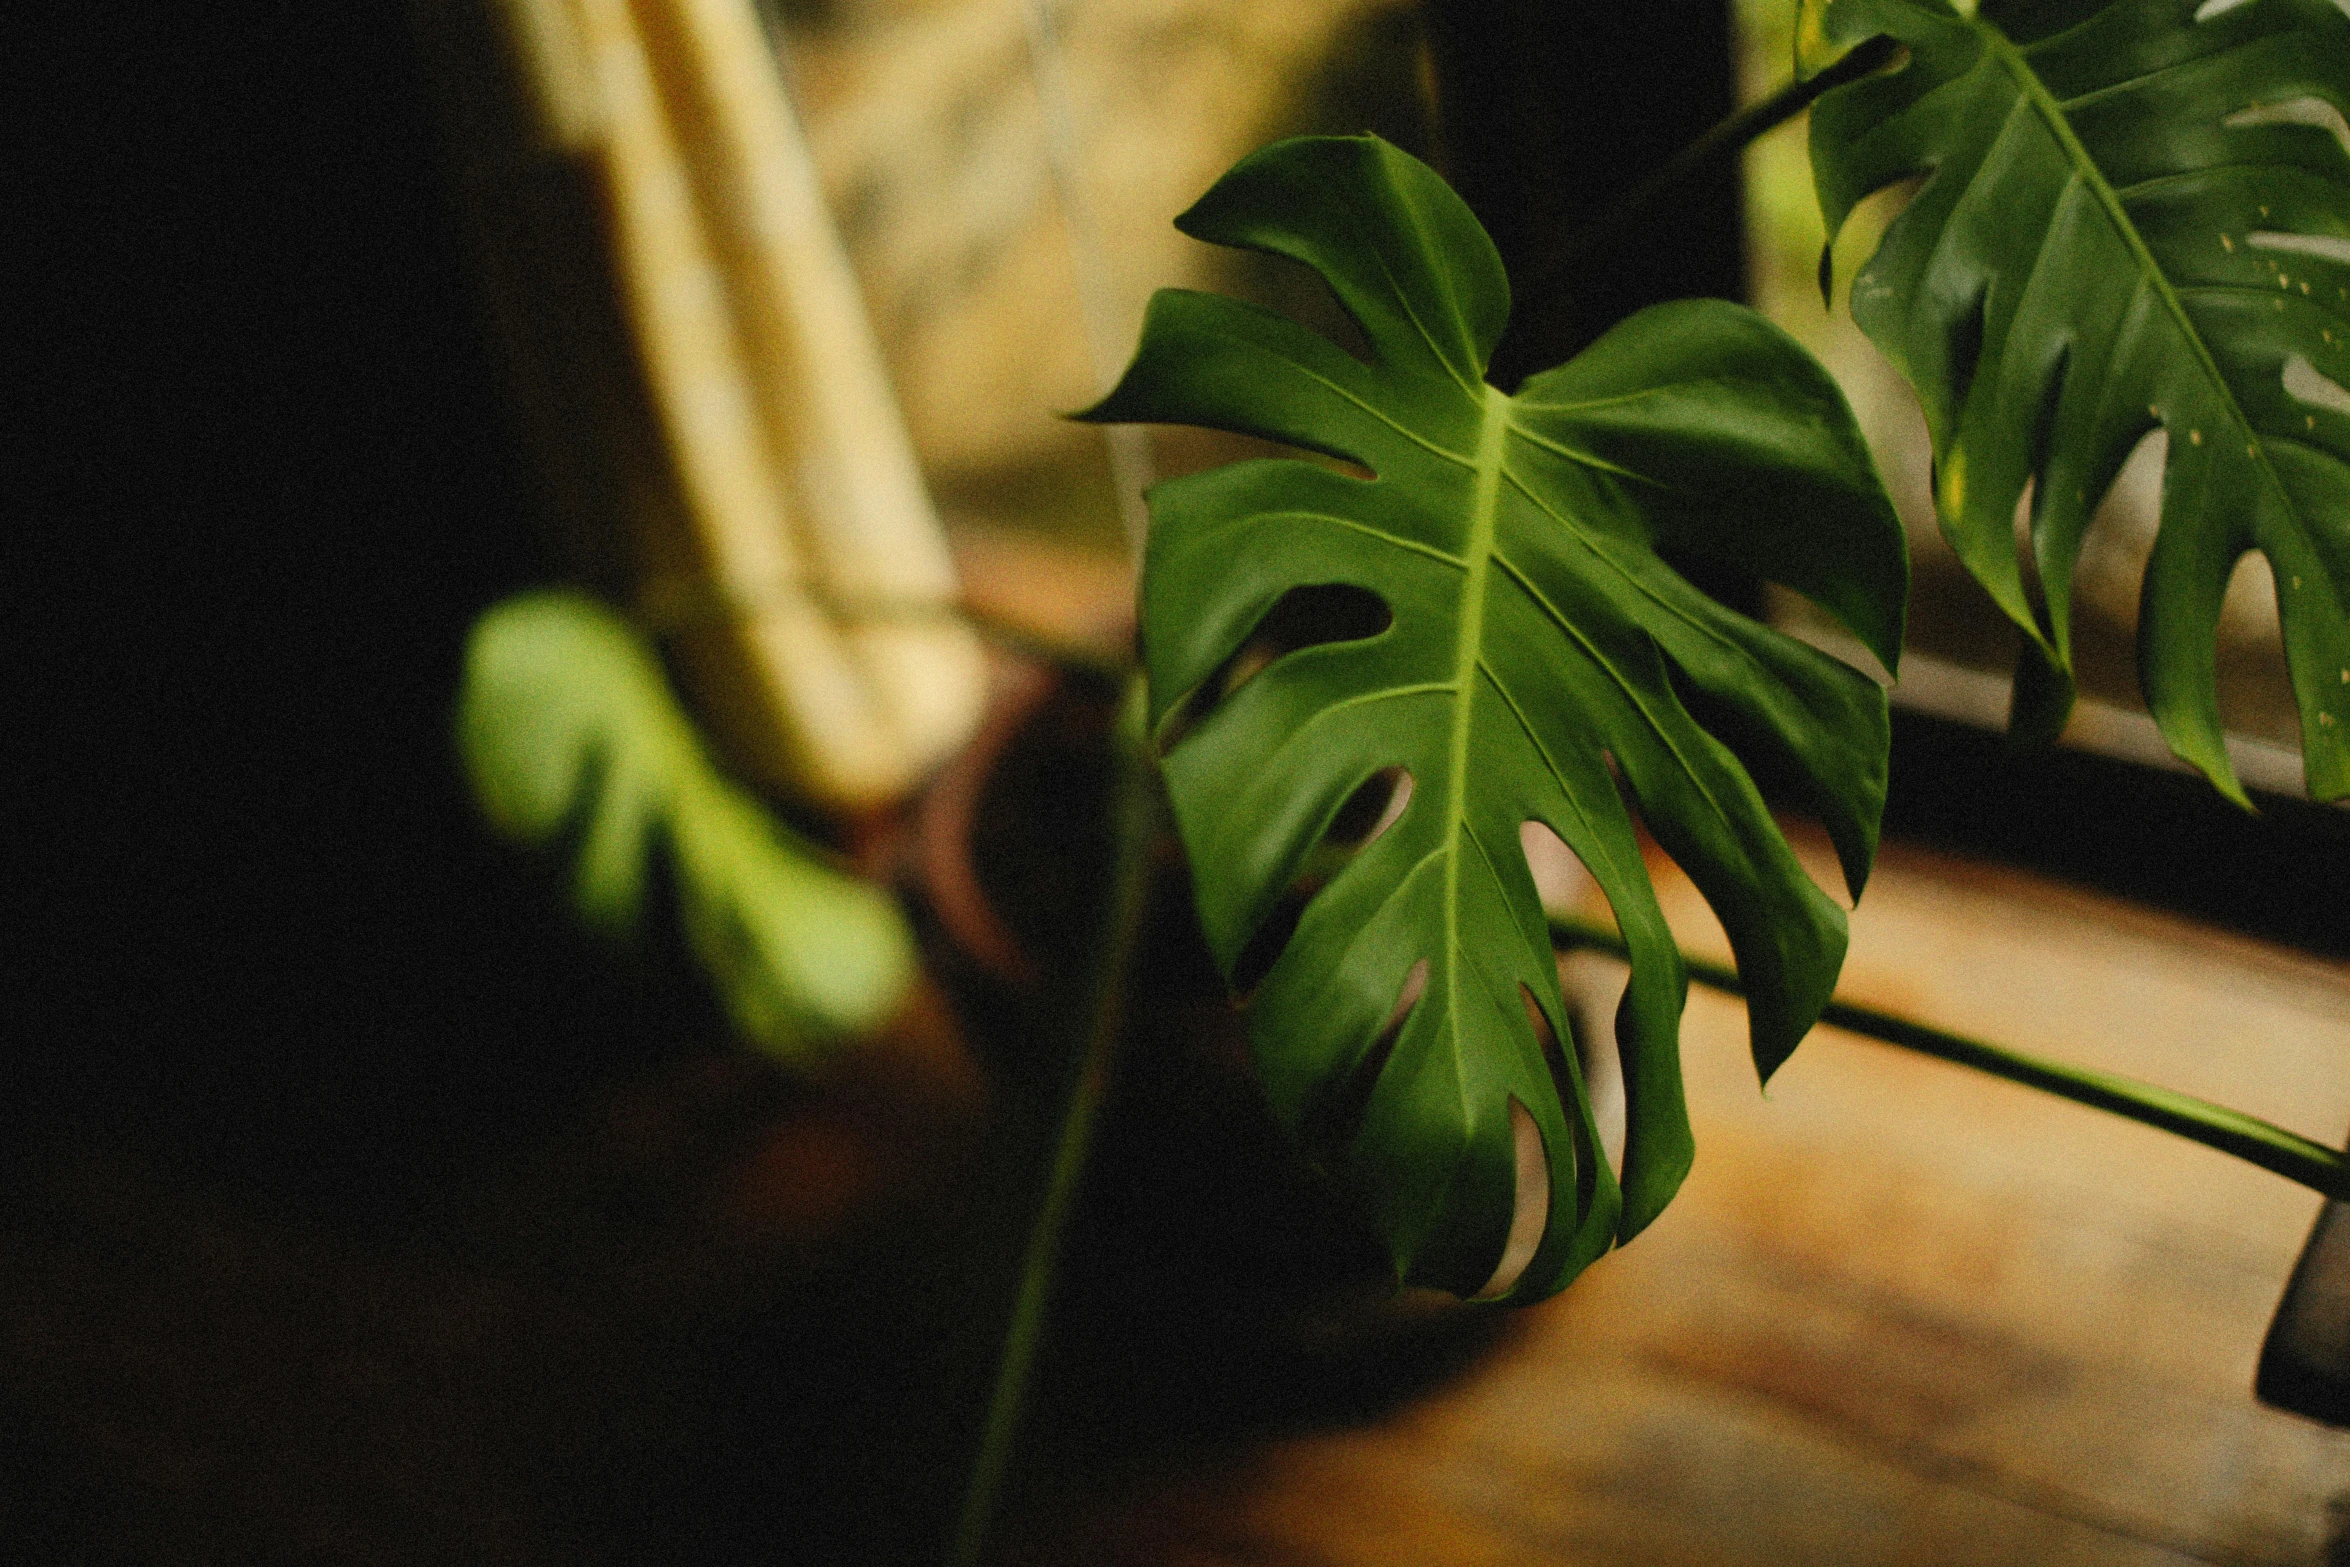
[{"x1": 1549, "y1": 912, "x2": 2349, "y2": 1202}]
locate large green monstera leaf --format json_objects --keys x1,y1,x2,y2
[
  {"x1": 1805, "y1": 0, "x2": 2350, "y2": 801},
  {"x1": 1083, "y1": 137, "x2": 1908, "y2": 1300}
]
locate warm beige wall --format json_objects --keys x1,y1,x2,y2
[{"x1": 786, "y1": 0, "x2": 1432, "y2": 549}]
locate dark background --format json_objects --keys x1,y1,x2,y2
[{"x1": 11, "y1": 5, "x2": 674, "y2": 1219}]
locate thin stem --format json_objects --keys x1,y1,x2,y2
[
  {"x1": 1541, "y1": 33, "x2": 1902, "y2": 280},
  {"x1": 1548, "y1": 912, "x2": 2350, "y2": 1202},
  {"x1": 948, "y1": 676, "x2": 1158, "y2": 1567}
]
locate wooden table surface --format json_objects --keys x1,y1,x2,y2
[{"x1": 1015, "y1": 829, "x2": 2350, "y2": 1567}]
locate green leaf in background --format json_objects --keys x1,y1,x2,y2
[
  {"x1": 459, "y1": 590, "x2": 917, "y2": 1068},
  {"x1": 1805, "y1": 0, "x2": 2350, "y2": 800},
  {"x1": 1083, "y1": 136, "x2": 1907, "y2": 1300}
]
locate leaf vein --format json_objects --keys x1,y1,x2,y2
[
  {"x1": 1983, "y1": 23, "x2": 2316, "y2": 612},
  {"x1": 1477, "y1": 659, "x2": 1647, "y2": 897}
]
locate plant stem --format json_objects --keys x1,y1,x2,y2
[
  {"x1": 1548, "y1": 912, "x2": 2350, "y2": 1201},
  {"x1": 1542, "y1": 33, "x2": 1902, "y2": 278},
  {"x1": 948, "y1": 676, "x2": 1158, "y2": 1567}
]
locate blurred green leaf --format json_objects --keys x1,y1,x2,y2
[{"x1": 460, "y1": 590, "x2": 917, "y2": 1067}]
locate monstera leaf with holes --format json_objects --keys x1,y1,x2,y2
[
  {"x1": 1804, "y1": 0, "x2": 2350, "y2": 800},
  {"x1": 1081, "y1": 136, "x2": 1908, "y2": 1301},
  {"x1": 460, "y1": 590, "x2": 918, "y2": 1067}
]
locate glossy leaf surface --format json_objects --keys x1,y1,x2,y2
[
  {"x1": 1806, "y1": 0, "x2": 2350, "y2": 799},
  {"x1": 1085, "y1": 137, "x2": 1907, "y2": 1299},
  {"x1": 460, "y1": 590, "x2": 916, "y2": 1066}
]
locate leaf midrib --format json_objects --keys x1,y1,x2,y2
[
  {"x1": 1980, "y1": 18, "x2": 2297, "y2": 539},
  {"x1": 1442, "y1": 386, "x2": 1511, "y2": 1088}
]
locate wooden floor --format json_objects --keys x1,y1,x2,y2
[{"x1": 1017, "y1": 830, "x2": 2350, "y2": 1566}]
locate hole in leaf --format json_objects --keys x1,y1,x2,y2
[
  {"x1": 1158, "y1": 584, "x2": 1393, "y2": 755},
  {"x1": 2193, "y1": 0, "x2": 2257, "y2": 18},
  {"x1": 2214, "y1": 553, "x2": 2297, "y2": 740},
  {"x1": 1231, "y1": 882, "x2": 1312, "y2": 1000},
  {"x1": 2222, "y1": 549, "x2": 2283, "y2": 650},
  {"x1": 1233, "y1": 768, "x2": 1415, "y2": 998},
  {"x1": 1522, "y1": 818, "x2": 1628, "y2": 1179},
  {"x1": 1558, "y1": 949, "x2": 1630, "y2": 1179},
  {"x1": 1470, "y1": 1098, "x2": 1549, "y2": 1300},
  {"x1": 1299, "y1": 959, "x2": 1426, "y2": 1167},
  {"x1": 2061, "y1": 426, "x2": 2166, "y2": 641},
  {"x1": 1388, "y1": 957, "x2": 1431, "y2": 1030},
  {"x1": 1326, "y1": 768, "x2": 1413, "y2": 849},
  {"x1": 1518, "y1": 819, "x2": 1592, "y2": 912},
  {"x1": 2286, "y1": 354, "x2": 2350, "y2": 418},
  {"x1": 2228, "y1": 98, "x2": 2350, "y2": 164},
  {"x1": 2011, "y1": 473, "x2": 2045, "y2": 623},
  {"x1": 1943, "y1": 286, "x2": 1991, "y2": 433},
  {"x1": 1522, "y1": 980, "x2": 1596, "y2": 1222},
  {"x1": 1267, "y1": 448, "x2": 1379, "y2": 483},
  {"x1": 1823, "y1": 173, "x2": 1926, "y2": 311},
  {"x1": 1518, "y1": 978, "x2": 1560, "y2": 1057},
  {"x1": 1241, "y1": 583, "x2": 1393, "y2": 664},
  {"x1": 2017, "y1": 335, "x2": 2072, "y2": 603}
]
